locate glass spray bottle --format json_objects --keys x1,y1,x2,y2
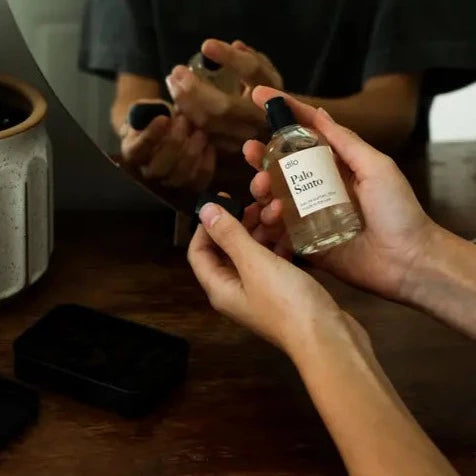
[{"x1": 263, "y1": 97, "x2": 361, "y2": 255}]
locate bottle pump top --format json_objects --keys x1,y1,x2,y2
[
  {"x1": 201, "y1": 53, "x2": 222, "y2": 71},
  {"x1": 265, "y1": 97, "x2": 297, "y2": 133}
]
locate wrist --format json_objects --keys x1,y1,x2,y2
[
  {"x1": 399, "y1": 223, "x2": 476, "y2": 337},
  {"x1": 284, "y1": 310, "x2": 373, "y2": 367},
  {"x1": 399, "y1": 223, "x2": 454, "y2": 307}
]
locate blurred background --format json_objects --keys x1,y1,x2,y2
[
  {"x1": 2, "y1": 0, "x2": 476, "y2": 210},
  {"x1": 7, "y1": 0, "x2": 476, "y2": 148}
]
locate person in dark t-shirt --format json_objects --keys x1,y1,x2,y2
[{"x1": 81, "y1": 0, "x2": 476, "y2": 196}]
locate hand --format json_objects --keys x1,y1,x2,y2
[
  {"x1": 188, "y1": 201, "x2": 370, "y2": 355},
  {"x1": 121, "y1": 100, "x2": 215, "y2": 191},
  {"x1": 202, "y1": 39, "x2": 283, "y2": 91},
  {"x1": 166, "y1": 39, "x2": 283, "y2": 154},
  {"x1": 244, "y1": 86, "x2": 437, "y2": 300}
]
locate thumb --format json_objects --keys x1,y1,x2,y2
[{"x1": 199, "y1": 202, "x2": 269, "y2": 272}]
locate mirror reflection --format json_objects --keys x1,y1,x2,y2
[{"x1": 7, "y1": 0, "x2": 476, "y2": 207}]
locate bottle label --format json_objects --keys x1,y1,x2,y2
[{"x1": 279, "y1": 146, "x2": 350, "y2": 218}]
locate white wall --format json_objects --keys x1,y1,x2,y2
[
  {"x1": 430, "y1": 82, "x2": 476, "y2": 143},
  {"x1": 1, "y1": 0, "x2": 157, "y2": 210}
]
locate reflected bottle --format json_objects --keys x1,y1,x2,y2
[
  {"x1": 263, "y1": 97, "x2": 361, "y2": 255},
  {"x1": 188, "y1": 53, "x2": 241, "y2": 96}
]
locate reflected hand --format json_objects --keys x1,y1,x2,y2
[
  {"x1": 121, "y1": 100, "x2": 215, "y2": 191},
  {"x1": 166, "y1": 39, "x2": 283, "y2": 154},
  {"x1": 244, "y1": 86, "x2": 437, "y2": 300}
]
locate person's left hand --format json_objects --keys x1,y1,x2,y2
[
  {"x1": 121, "y1": 106, "x2": 216, "y2": 191},
  {"x1": 188, "y1": 201, "x2": 370, "y2": 355},
  {"x1": 166, "y1": 39, "x2": 283, "y2": 154}
]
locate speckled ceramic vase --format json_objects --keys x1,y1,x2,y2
[{"x1": 0, "y1": 74, "x2": 53, "y2": 301}]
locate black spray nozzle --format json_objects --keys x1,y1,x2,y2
[
  {"x1": 201, "y1": 53, "x2": 222, "y2": 71},
  {"x1": 128, "y1": 103, "x2": 171, "y2": 131},
  {"x1": 265, "y1": 96, "x2": 297, "y2": 133}
]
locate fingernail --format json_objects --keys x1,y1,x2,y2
[
  {"x1": 199, "y1": 203, "x2": 222, "y2": 229},
  {"x1": 166, "y1": 75, "x2": 180, "y2": 99},
  {"x1": 318, "y1": 107, "x2": 335, "y2": 123},
  {"x1": 233, "y1": 39, "x2": 248, "y2": 51},
  {"x1": 270, "y1": 199, "x2": 280, "y2": 212},
  {"x1": 173, "y1": 66, "x2": 188, "y2": 82},
  {"x1": 176, "y1": 72, "x2": 193, "y2": 93}
]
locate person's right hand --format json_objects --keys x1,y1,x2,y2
[
  {"x1": 244, "y1": 87, "x2": 438, "y2": 301},
  {"x1": 121, "y1": 100, "x2": 216, "y2": 191}
]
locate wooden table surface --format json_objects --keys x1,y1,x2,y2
[{"x1": 0, "y1": 143, "x2": 476, "y2": 475}]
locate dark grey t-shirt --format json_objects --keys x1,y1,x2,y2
[{"x1": 80, "y1": 0, "x2": 476, "y2": 139}]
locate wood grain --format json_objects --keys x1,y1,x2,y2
[{"x1": 0, "y1": 144, "x2": 475, "y2": 475}]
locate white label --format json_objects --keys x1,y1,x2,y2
[{"x1": 279, "y1": 146, "x2": 350, "y2": 218}]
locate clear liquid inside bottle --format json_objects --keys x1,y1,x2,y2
[{"x1": 263, "y1": 125, "x2": 362, "y2": 255}]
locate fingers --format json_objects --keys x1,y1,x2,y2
[
  {"x1": 202, "y1": 39, "x2": 283, "y2": 88},
  {"x1": 140, "y1": 115, "x2": 189, "y2": 179},
  {"x1": 121, "y1": 115, "x2": 170, "y2": 165},
  {"x1": 251, "y1": 87, "x2": 399, "y2": 182},
  {"x1": 250, "y1": 220, "x2": 288, "y2": 254},
  {"x1": 198, "y1": 203, "x2": 270, "y2": 273},
  {"x1": 167, "y1": 65, "x2": 264, "y2": 143},
  {"x1": 186, "y1": 129, "x2": 208, "y2": 158},
  {"x1": 187, "y1": 224, "x2": 244, "y2": 312},
  {"x1": 252, "y1": 86, "x2": 317, "y2": 127},
  {"x1": 243, "y1": 202, "x2": 289, "y2": 259},
  {"x1": 162, "y1": 128, "x2": 207, "y2": 188},
  {"x1": 145, "y1": 120, "x2": 215, "y2": 191},
  {"x1": 260, "y1": 199, "x2": 282, "y2": 226},
  {"x1": 242, "y1": 202, "x2": 262, "y2": 232},
  {"x1": 201, "y1": 39, "x2": 259, "y2": 83},
  {"x1": 273, "y1": 235, "x2": 293, "y2": 261},
  {"x1": 243, "y1": 139, "x2": 266, "y2": 171},
  {"x1": 250, "y1": 171, "x2": 273, "y2": 206},
  {"x1": 167, "y1": 66, "x2": 230, "y2": 123},
  {"x1": 231, "y1": 39, "x2": 250, "y2": 52}
]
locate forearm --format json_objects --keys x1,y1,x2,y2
[
  {"x1": 293, "y1": 74, "x2": 420, "y2": 150},
  {"x1": 111, "y1": 99, "x2": 134, "y2": 137},
  {"x1": 294, "y1": 93, "x2": 412, "y2": 151},
  {"x1": 401, "y1": 225, "x2": 476, "y2": 338},
  {"x1": 288, "y1": 313, "x2": 456, "y2": 476}
]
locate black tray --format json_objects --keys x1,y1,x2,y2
[
  {"x1": 14, "y1": 304, "x2": 189, "y2": 417},
  {"x1": 0, "y1": 376, "x2": 39, "y2": 449}
]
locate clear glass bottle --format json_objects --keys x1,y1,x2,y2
[
  {"x1": 263, "y1": 97, "x2": 361, "y2": 255},
  {"x1": 188, "y1": 53, "x2": 241, "y2": 96}
]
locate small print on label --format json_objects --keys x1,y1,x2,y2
[{"x1": 279, "y1": 146, "x2": 350, "y2": 218}]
